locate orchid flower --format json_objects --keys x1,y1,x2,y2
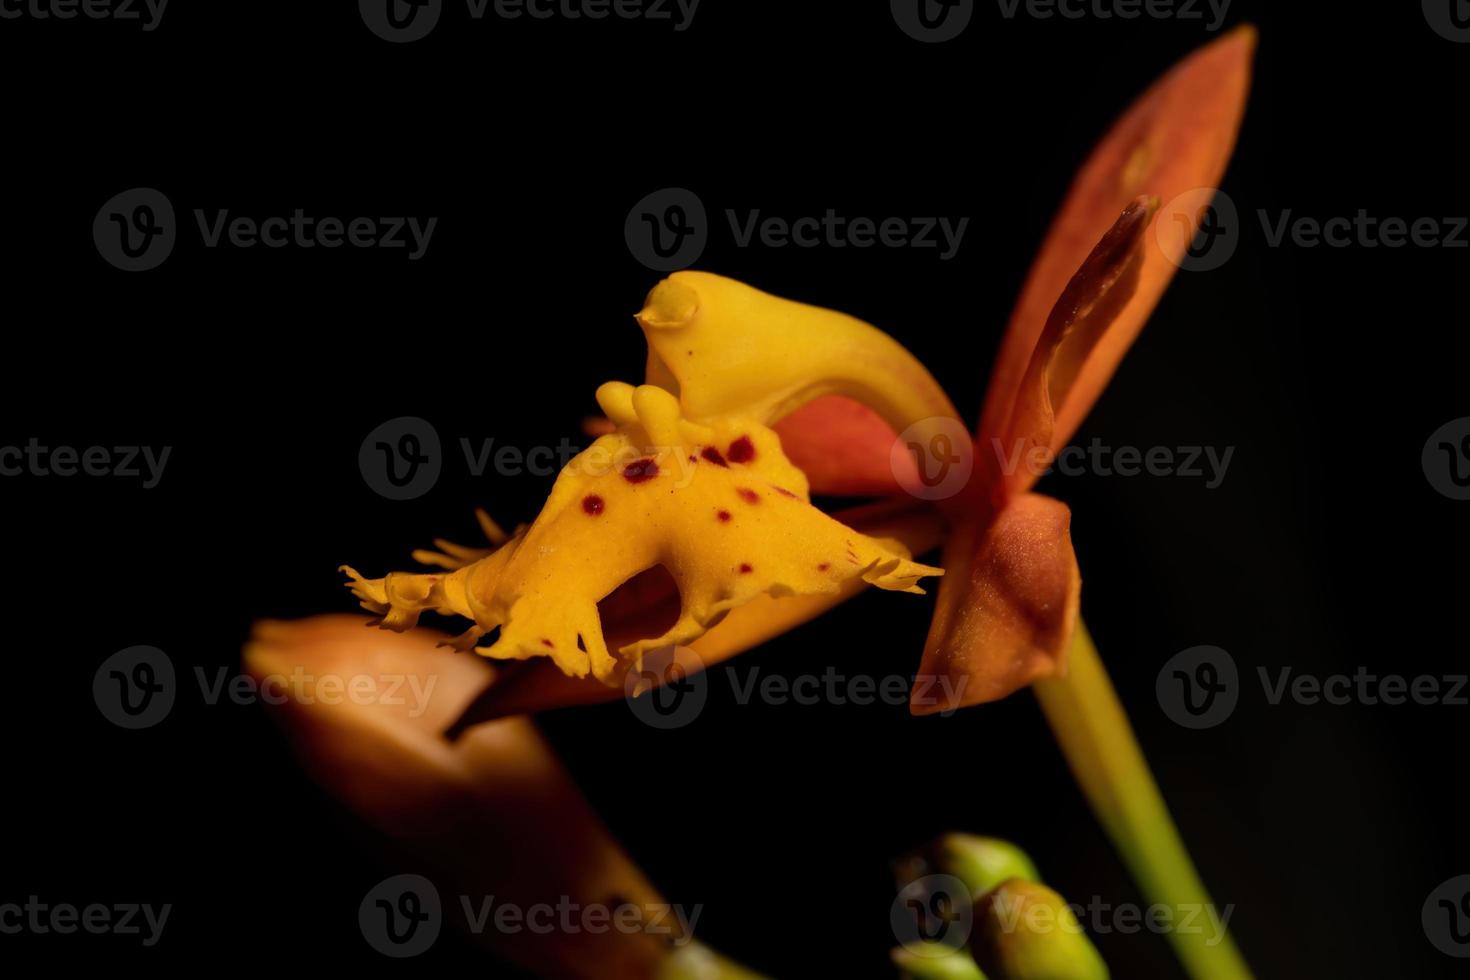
[{"x1": 249, "y1": 26, "x2": 1256, "y2": 980}]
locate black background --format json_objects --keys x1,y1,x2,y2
[{"x1": 2, "y1": 1, "x2": 1466, "y2": 977}]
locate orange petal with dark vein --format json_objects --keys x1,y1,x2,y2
[
  {"x1": 990, "y1": 196, "x2": 1154, "y2": 501},
  {"x1": 978, "y1": 26, "x2": 1256, "y2": 456},
  {"x1": 773, "y1": 394, "x2": 914, "y2": 496},
  {"x1": 911, "y1": 493, "x2": 1081, "y2": 714}
]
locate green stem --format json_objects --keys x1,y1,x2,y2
[{"x1": 1033, "y1": 619, "x2": 1252, "y2": 980}]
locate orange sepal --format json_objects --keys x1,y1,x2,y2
[
  {"x1": 979, "y1": 26, "x2": 1256, "y2": 455},
  {"x1": 911, "y1": 493, "x2": 1081, "y2": 714}
]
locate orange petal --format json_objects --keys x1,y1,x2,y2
[
  {"x1": 989, "y1": 196, "x2": 1154, "y2": 500},
  {"x1": 911, "y1": 493, "x2": 1081, "y2": 714},
  {"x1": 978, "y1": 26, "x2": 1255, "y2": 456},
  {"x1": 773, "y1": 394, "x2": 914, "y2": 496},
  {"x1": 244, "y1": 616, "x2": 687, "y2": 979}
]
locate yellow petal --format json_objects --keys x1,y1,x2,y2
[
  {"x1": 452, "y1": 499, "x2": 947, "y2": 720},
  {"x1": 345, "y1": 385, "x2": 942, "y2": 684},
  {"x1": 638, "y1": 271, "x2": 962, "y2": 462}
]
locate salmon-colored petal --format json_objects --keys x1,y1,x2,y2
[
  {"x1": 773, "y1": 395, "x2": 914, "y2": 497},
  {"x1": 446, "y1": 499, "x2": 947, "y2": 723},
  {"x1": 990, "y1": 196, "x2": 1155, "y2": 500},
  {"x1": 978, "y1": 26, "x2": 1255, "y2": 455},
  {"x1": 244, "y1": 616, "x2": 707, "y2": 979},
  {"x1": 911, "y1": 493, "x2": 1081, "y2": 714}
]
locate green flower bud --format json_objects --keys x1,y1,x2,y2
[
  {"x1": 934, "y1": 835, "x2": 1041, "y2": 899},
  {"x1": 891, "y1": 942, "x2": 989, "y2": 980},
  {"x1": 973, "y1": 880, "x2": 1109, "y2": 980}
]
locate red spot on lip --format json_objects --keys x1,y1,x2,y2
[
  {"x1": 701, "y1": 447, "x2": 728, "y2": 467},
  {"x1": 582, "y1": 494, "x2": 605, "y2": 515},
  {"x1": 717, "y1": 510, "x2": 732, "y2": 522},
  {"x1": 737, "y1": 488, "x2": 760, "y2": 504},
  {"x1": 727, "y1": 435, "x2": 756, "y2": 464},
  {"x1": 817, "y1": 563, "x2": 830, "y2": 571},
  {"x1": 541, "y1": 638, "x2": 554, "y2": 648},
  {"x1": 739, "y1": 563, "x2": 753, "y2": 574},
  {"x1": 622, "y1": 458, "x2": 660, "y2": 484}
]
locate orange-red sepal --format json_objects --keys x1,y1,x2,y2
[{"x1": 911, "y1": 493, "x2": 1081, "y2": 714}]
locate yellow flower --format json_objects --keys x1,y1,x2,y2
[
  {"x1": 253, "y1": 26, "x2": 1259, "y2": 980},
  {"x1": 344, "y1": 378, "x2": 940, "y2": 684}
]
